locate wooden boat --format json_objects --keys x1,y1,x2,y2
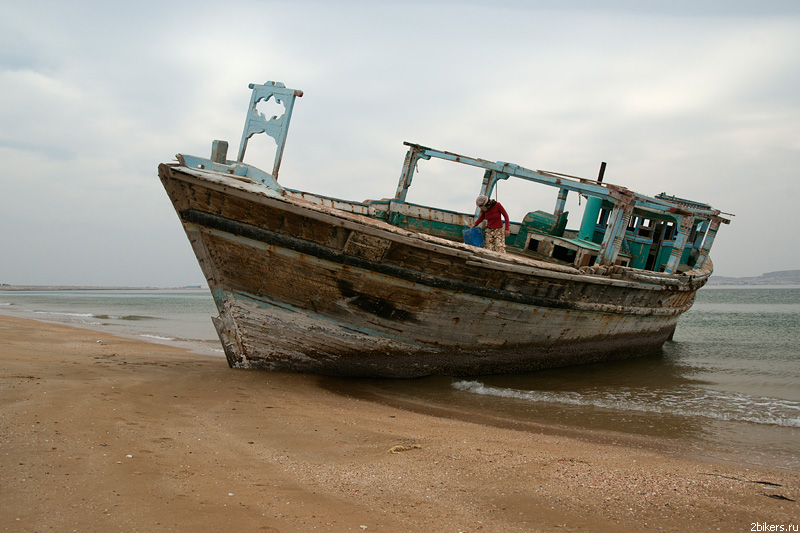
[{"x1": 158, "y1": 81, "x2": 730, "y2": 377}]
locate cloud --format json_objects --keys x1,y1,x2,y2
[{"x1": 1, "y1": 1, "x2": 799, "y2": 284}]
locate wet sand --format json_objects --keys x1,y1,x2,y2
[{"x1": 1, "y1": 314, "x2": 797, "y2": 532}]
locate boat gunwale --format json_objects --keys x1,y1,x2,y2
[{"x1": 160, "y1": 162, "x2": 712, "y2": 294}]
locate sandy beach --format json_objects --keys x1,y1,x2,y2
[{"x1": 1, "y1": 314, "x2": 797, "y2": 532}]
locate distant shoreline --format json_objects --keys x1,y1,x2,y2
[
  {"x1": 705, "y1": 282, "x2": 800, "y2": 286},
  {"x1": 705, "y1": 269, "x2": 800, "y2": 286},
  {"x1": 4, "y1": 271, "x2": 799, "y2": 290},
  {"x1": 0, "y1": 285, "x2": 207, "y2": 291}
]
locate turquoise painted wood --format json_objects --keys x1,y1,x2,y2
[{"x1": 237, "y1": 81, "x2": 303, "y2": 180}]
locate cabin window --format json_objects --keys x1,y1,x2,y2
[
  {"x1": 527, "y1": 238, "x2": 540, "y2": 252},
  {"x1": 634, "y1": 218, "x2": 652, "y2": 238},
  {"x1": 598, "y1": 209, "x2": 610, "y2": 228},
  {"x1": 552, "y1": 245, "x2": 577, "y2": 264},
  {"x1": 689, "y1": 223, "x2": 699, "y2": 243},
  {"x1": 664, "y1": 222, "x2": 675, "y2": 241},
  {"x1": 652, "y1": 223, "x2": 663, "y2": 243}
]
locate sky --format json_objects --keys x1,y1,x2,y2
[{"x1": 1, "y1": 0, "x2": 798, "y2": 286}]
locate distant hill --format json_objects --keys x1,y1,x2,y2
[{"x1": 708, "y1": 270, "x2": 800, "y2": 286}]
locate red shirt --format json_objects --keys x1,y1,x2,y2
[{"x1": 475, "y1": 201, "x2": 510, "y2": 230}]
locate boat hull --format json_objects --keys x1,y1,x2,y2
[{"x1": 159, "y1": 163, "x2": 706, "y2": 377}]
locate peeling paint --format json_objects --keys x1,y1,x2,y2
[{"x1": 156, "y1": 80, "x2": 730, "y2": 377}]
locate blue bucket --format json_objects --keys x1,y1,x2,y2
[{"x1": 462, "y1": 226, "x2": 484, "y2": 247}]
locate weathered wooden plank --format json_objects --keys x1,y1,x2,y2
[{"x1": 159, "y1": 163, "x2": 698, "y2": 377}]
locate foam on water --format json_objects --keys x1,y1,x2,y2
[
  {"x1": 140, "y1": 334, "x2": 176, "y2": 341},
  {"x1": 0, "y1": 289, "x2": 220, "y2": 355},
  {"x1": 34, "y1": 310, "x2": 95, "y2": 317},
  {"x1": 452, "y1": 380, "x2": 800, "y2": 428}
]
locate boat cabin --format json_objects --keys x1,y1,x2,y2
[
  {"x1": 181, "y1": 82, "x2": 729, "y2": 276},
  {"x1": 363, "y1": 142, "x2": 731, "y2": 275}
]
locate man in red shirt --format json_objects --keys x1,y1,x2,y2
[{"x1": 472, "y1": 195, "x2": 511, "y2": 253}]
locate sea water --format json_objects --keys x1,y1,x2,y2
[
  {"x1": 0, "y1": 289, "x2": 222, "y2": 356},
  {"x1": 361, "y1": 287, "x2": 800, "y2": 470},
  {"x1": 1, "y1": 287, "x2": 798, "y2": 469}
]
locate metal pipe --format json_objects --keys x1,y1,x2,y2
[{"x1": 597, "y1": 161, "x2": 607, "y2": 183}]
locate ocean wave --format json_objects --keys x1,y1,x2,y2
[
  {"x1": 33, "y1": 311, "x2": 156, "y2": 321},
  {"x1": 139, "y1": 334, "x2": 175, "y2": 341},
  {"x1": 94, "y1": 314, "x2": 155, "y2": 321},
  {"x1": 452, "y1": 380, "x2": 800, "y2": 428},
  {"x1": 34, "y1": 311, "x2": 94, "y2": 317}
]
